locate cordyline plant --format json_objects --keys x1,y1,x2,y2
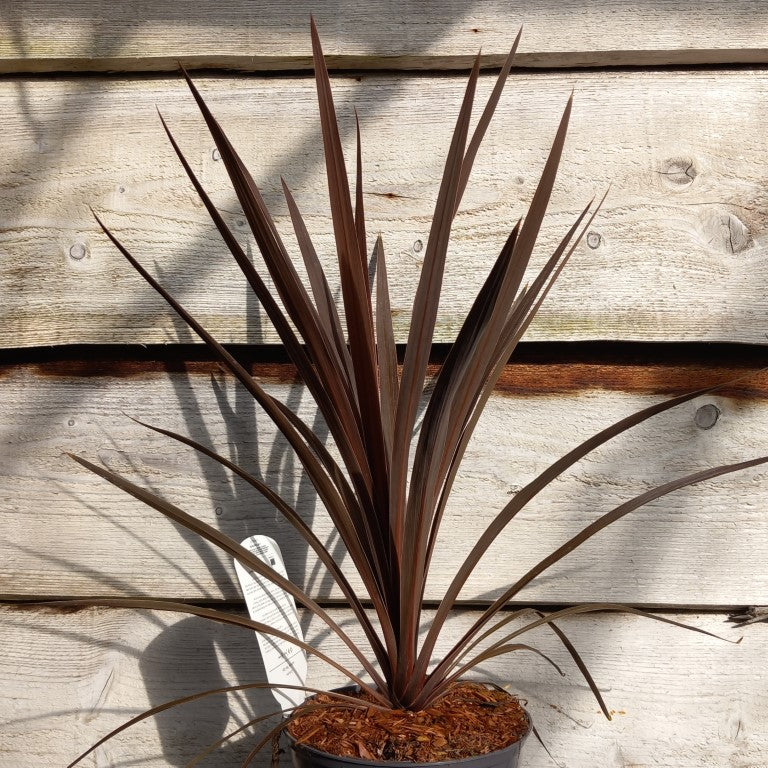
[{"x1": 57, "y1": 19, "x2": 768, "y2": 766}]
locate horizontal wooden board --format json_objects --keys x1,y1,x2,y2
[
  {"x1": 3, "y1": 362, "x2": 768, "y2": 605},
  {"x1": 2, "y1": 604, "x2": 765, "y2": 767},
  {"x1": 4, "y1": 1, "x2": 768, "y2": 72},
  {"x1": 3, "y1": 70, "x2": 768, "y2": 347}
]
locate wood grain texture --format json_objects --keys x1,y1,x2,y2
[
  {"x1": 3, "y1": 70, "x2": 768, "y2": 347},
  {"x1": 3, "y1": 363, "x2": 767, "y2": 605},
  {"x1": 2, "y1": 604, "x2": 765, "y2": 767},
  {"x1": 4, "y1": 0, "x2": 768, "y2": 72}
]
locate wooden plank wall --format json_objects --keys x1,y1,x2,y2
[{"x1": 2, "y1": 2, "x2": 767, "y2": 766}]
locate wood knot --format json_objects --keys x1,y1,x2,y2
[
  {"x1": 700, "y1": 209, "x2": 752, "y2": 254},
  {"x1": 658, "y1": 156, "x2": 697, "y2": 187}
]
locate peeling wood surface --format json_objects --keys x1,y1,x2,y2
[
  {"x1": 3, "y1": 364, "x2": 767, "y2": 605},
  {"x1": 2, "y1": 605, "x2": 765, "y2": 767},
  {"x1": 4, "y1": 1, "x2": 768, "y2": 72},
  {"x1": 3, "y1": 70, "x2": 768, "y2": 346}
]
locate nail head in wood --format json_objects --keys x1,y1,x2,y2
[
  {"x1": 69, "y1": 242, "x2": 88, "y2": 261},
  {"x1": 586, "y1": 231, "x2": 602, "y2": 249},
  {"x1": 694, "y1": 403, "x2": 720, "y2": 430}
]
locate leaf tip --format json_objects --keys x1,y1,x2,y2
[
  {"x1": 310, "y1": 15, "x2": 320, "y2": 45},
  {"x1": 66, "y1": 452, "x2": 90, "y2": 470},
  {"x1": 89, "y1": 206, "x2": 107, "y2": 230}
]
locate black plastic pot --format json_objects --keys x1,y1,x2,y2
[{"x1": 288, "y1": 687, "x2": 531, "y2": 768}]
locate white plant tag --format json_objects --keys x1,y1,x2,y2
[{"x1": 234, "y1": 535, "x2": 307, "y2": 710}]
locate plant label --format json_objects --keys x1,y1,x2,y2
[{"x1": 234, "y1": 535, "x2": 308, "y2": 711}]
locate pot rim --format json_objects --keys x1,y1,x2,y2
[{"x1": 286, "y1": 684, "x2": 531, "y2": 767}]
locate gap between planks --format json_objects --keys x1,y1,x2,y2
[
  {"x1": 2, "y1": 342, "x2": 767, "y2": 399},
  {"x1": 0, "y1": 598, "x2": 758, "y2": 614},
  {"x1": 7, "y1": 50, "x2": 768, "y2": 75}
]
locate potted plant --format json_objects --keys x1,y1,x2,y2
[{"x1": 53, "y1": 20, "x2": 767, "y2": 768}]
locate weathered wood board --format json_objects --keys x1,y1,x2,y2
[
  {"x1": 3, "y1": 362, "x2": 767, "y2": 605},
  {"x1": 2, "y1": 70, "x2": 768, "y2": 347},
  {"x1": 4, "y1": 0, "x2": 768, "y2": 72},
  {"x1": 3, "y1": 4, "x2": 768, "y2": 766},
  {"x1": 2, "y1": 605, "x2": 765, "y2": 767}
]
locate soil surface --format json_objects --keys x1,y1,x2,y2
[{"x1": 287, "y1": 682, "x2": 529, "y2": 762}]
